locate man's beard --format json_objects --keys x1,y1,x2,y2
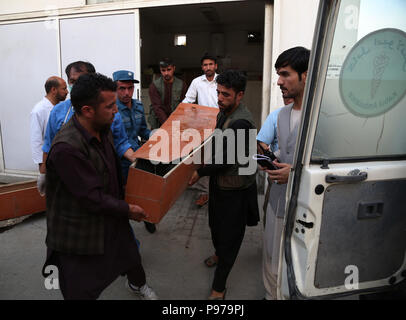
[
  {"x1": 98, "y1": 123, "x2": 112, "y2": 133},
  {"x1": 218, "y1": 100, "x2": 236, "y2": 113},
  {"x1": 94, "y1": 118, "x2": 113, "y2": 133},
  {"x1": 56, "y1": 93, "x2": 66, "y2": 102}
]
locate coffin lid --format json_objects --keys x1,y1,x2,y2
[{"x1": 134, "y1": 103, "x2": 218, "y2": 163}]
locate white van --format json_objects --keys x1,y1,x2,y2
[{"x1": 278, "y1": 0, "x2": 406, "y2": 299}]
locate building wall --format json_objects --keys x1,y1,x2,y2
[
  {"x1": 0, "y1": 0, "x2": 320, "y2": 175},
  {"x1": 0, "y1": 0, "x2": 85, "y2": 15},
  {"x1": 270, "y1": 0, "x2": 320, "y2": 111}
]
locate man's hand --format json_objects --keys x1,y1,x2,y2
[
  {"x1": 128, "y1": 204, "x2": 148, "y2": 222},
  {"x1": 188, "y1": 171, "x2": 200, "y2": 186},
  {"x1": 265, "y1": 161, "x2": 292, "y2": 185},
  {"x1": 123, "y1": 148, "x2": 137, "y2": 162},
  {"x1": 39, "y1": 162, "x2": 46, "y2": 174},
  {"x1": 257, "y1": 141, "x2": 269, "y2": 155},
  {"x1": 37, "y1": 173, "x2": 46, "y2": 196}
]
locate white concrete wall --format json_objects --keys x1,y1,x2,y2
[
  {"x1": 270, "y1": 0, "x2": 320, "y2": 112},
  {"x1": 0, "y1": 11, "x2": 140, "y2": 175},
  {"x1": 0, "y1": 0, "x2": 85, "y2": 15}
]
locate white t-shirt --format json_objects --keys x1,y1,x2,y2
[
  {"x1": 30, "y1": 97, "x2": 54, "y2": 164},
  {"x1": 182, "y1": 74, "x2": 219, "y2": 108},
  {"x1": 290, "y1": 108, "x2": 302, "y2": 133}
]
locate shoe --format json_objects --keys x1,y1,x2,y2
[
  {"x1": 204, "y1": 255, "x2": 218, "y2": 268},
  {"x1": 144, "y1": 221, "x2": 156, "y2": 233},
  {"x1": 208, "y1": 288, "x2": 227, "y2": 300},
  {"x1": 195, "y1": 193, "x2": 209, "y2": 207},
  {"x1": 125, "y1": 280, "x2": 158, "y2": 300}
]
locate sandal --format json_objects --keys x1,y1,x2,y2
[
  {"x1": 195, "y1": 193, "x2": 209, "y2": 207},
  {"x1": 208, "y1": 288, "x2": 227, "y2": 300},
  {"x1": 204, "y1": 255, "x2": 218, "y2": 268}
]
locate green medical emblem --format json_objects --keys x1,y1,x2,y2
[{"x1": 340, "y1": 28, "x2": 406, "y2": 117}]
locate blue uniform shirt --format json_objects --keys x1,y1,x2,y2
[
  {"x1": 256, "y1": 107, "x2": 282, "y2": 152},
  {"x1": 42, "y1": 99, "x2": 131, "y2": 158},
  {"x1": 116, "y1": 98, "x2": 151, "y2": 151}
]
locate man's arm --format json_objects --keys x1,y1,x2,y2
[
  {"x1": 128, "y1": 204, "x2": 148, "y2": 221},
  {"x1": 149, "y1": 83, "x2": 169, "y2": 125},
  {"x1": 122, "y1": 148, "x2": 136, "y2": 162},
  {"x1": 257, "y1": 141, "x2": 269, "y2": 155},
  {"x1": 48, "y1": 142, "x2": 131, "y2": 217},
  {"x1": 196, "y1": 119, "x2": 253, "y2": 177},
  {"x1": 42, "y1": 109, "x2": 58, "y2": 154},
  {"x1": 181, "y1": 81, "x2": 188, "y2": 102},
  {"x1": 190, "y1": 119, "x2": 254, "y2": 186},
  {"x1": 40, "y1": 153, "x2": 47, "y2": 174},
  {"x1": 30, "y1": 110, "x2": 45, "y2": 166},
  {"x1": 182, "y1": 79, "x2": 198, "y2": 104},
  {"x1": 111, "y1": 112, "x2": 132, "y2": 159},
  {"x1": 31, "y1": 107, "x2": 48, "y2": 195},
  {"x1": 256, "y1": 107, "x2": 282, "y2": 151},
  {"x1": 37, "y1": 154, "x2": 47, "y2": 196},
  {"x1": 136, "y1": 101, "x2": 152, "y2": 141}
]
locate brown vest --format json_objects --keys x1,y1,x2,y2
[
  {"x1": 216, "y1": 103, "x2": 258, "y2": 190},
  {"x1": 45, "y1": 118, "x2": 117, "y2": 255},
  {"x1": 148, "y1": 76, "x2": 184, "y2": 129}
]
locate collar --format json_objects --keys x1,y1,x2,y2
[
  {"x1": 72, "y1": 114, "x2": 106, "y2": 144},
  {"x1": 222, "y1": 102, "x2": 245, "y2": 117},
  {"x1": 43, "y1": 96, "x2": 54, "y2": 106},
  {"x1": 116, "y1": 98, "x2": 142, "y2": 112},
  {"x1": 201, "y1": 73, "x2": 218, "y2": 83},
  {"x1": 117, "y1": 98, "x2": 131, "y2": 111}
]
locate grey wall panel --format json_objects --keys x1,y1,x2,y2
[
  {"x1": 59, "y1": 14, "x2": 137, "y2": 86},
  {"x1": 0, "y1": 21, "x2": 59, "y2": 172},
  {"x1": 0, "y1": 12, "x2": 139, "y2": 173}
]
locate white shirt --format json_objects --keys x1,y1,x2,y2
[
  {"x1": 182, "y1": 73, "x2": 219, "y2": 108},
  {"x1": 30, "y1": 97, "x2": 54, "y2": 164},
  {"x1": 290, "y1": 108, "x2": 302, "y2": 133}
]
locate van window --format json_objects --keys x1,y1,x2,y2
[{"x1": 311, "y1": 0, "x2": 406, "y2": 161}]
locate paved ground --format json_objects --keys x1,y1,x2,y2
[{"x1": 0, "y1": 188, "x2": 265, "y2": 300}]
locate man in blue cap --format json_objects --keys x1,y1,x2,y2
[{"x1": 112, "y1": 70, "x2": 155, "y2": 233}]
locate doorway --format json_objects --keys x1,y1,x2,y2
[{"x1": 139, "y1": 1, "x2": 266, "y2": 128}]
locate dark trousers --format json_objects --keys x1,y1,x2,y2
[
  {"x1": 208, "y1": 180, "x2": 251, "y2": 293},
  {"x1": 121, "y1": 158, "x2": 132, "y2": 185},
  {"x1": 55, "y1": 250, "x2": 145, "y2": 300},
  {"x1": 44, "y1": 219, "x2": 146, "y2": 300}
]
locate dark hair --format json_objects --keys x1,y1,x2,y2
[
  {"x1": 200, "y1": 53, "x2": 217, "y2": 65},
  {"x1": 216, "y1": 69, "x2": 247, "y2": 93},
  {"x1": 44, "y1": 77, "x2": 60, "y2": 94},
  {"x1": 159, "y1": 58, "x2": 174, "y2": 68},
  {"x1": 275, "y1": 46, "x2": 310, "y2": 80},
  {"x1": 71, "y1": 73, "x2": 116, "y2": 114},
  {"x1": 65, "y1": 61, "x2": 96, "y2": 79}
]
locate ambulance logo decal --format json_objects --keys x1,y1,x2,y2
[{"x1": 340, "y1": 28, "x2": 406, "y2": 117}]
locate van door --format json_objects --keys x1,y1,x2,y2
[{"x1": 279, "y1": 0, "x2": 406, "y2": 299}]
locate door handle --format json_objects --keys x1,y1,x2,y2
[{"x1": 325, "y1": 171, "x2": 367, "y2": 184}]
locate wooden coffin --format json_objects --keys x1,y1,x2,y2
[
  {"x1": 125, "y1": 103, "x2": 218, "y2": 223},
  {"x1": 0, "y1": 178, "x2": 45, "y2": 225}
]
